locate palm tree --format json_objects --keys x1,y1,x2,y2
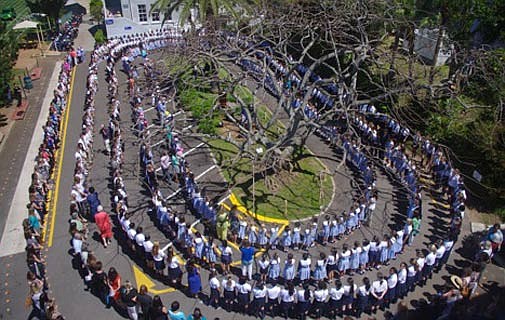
[{"x1": 152, "y1": 0, "x2": 252, "y2": 29}]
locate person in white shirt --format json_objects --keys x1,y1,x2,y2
[
  {"x1": 134, "y1": 226, "x2": 145, "y2": 256},
  {"x1": 423, "y1": 245, "x2": 437, "y2": 285},
  {"x1": 296, "y1": 283, "x2": 312, "y2": 320},
  {"x1": 371, "y1": 272, "x2": 388, "y2": 311},
  {"x1": 356, "y1": 277, "x2": 372, "y2": 317},
  {"x1": 143, "y1": 234, "x2": 154, "y2": 269},
  {"x1": 266, "y1": 282, "x2": 281, "y2": 316},
  {"x1": 208, "y1": 271, "x2": 220, "y2": 308},
  {"x1": 252, "y1": 281, "x2": 267, "y2": 319},
  {"x1": 385, "y1": 267, "x2": 398, "y2": 307},
  {"x1": 222, "y1": 276, "x2": 236, "y2": 312},
  {"x1": 342, "y1": 277, "x2": 357, "y2": 314},
  {"x1": 312, "y1": 281, "x2": 328, "y2": 318},
  {"x1": 434, "y1": 239, "x2": 447, "y2": 272},
  {"x1": 397, "y1": 262, "x2": 408, "y2": 299},
  {"x1": 236, "y1": 276, "x2": 252, "y2": 315},
  {"x1": 279, "y1": 283, "x2": 296, "y2": 319},
  {"x1": 327, "y1": 279, "x2": 344, "y2": 318}
]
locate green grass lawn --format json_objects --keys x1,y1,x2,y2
[
  {"x1": 208, "y1": 138, "x2": 333, "y2": 220},
  {"x1": 0, "y1": 0, "x2": 31, "y2": 25}
]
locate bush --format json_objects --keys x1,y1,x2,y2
[
  {"x1": 90, "y1": 0, "x2": 104, "y2": 23},
  {"x1": 94, "y1": 29, "x2": 106, "y2": 44}
]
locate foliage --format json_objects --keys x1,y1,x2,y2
[
  {"x1": 208, "y1": 138, "x2": 333, "y2": 219},
  {"x1": 89, "y1": 0, "x2": 103, "y2": 23},
  {"x1": 152, "y1": 0, "x2": 252, "y2": 27},
  {"x1": 94, "y1": 29, "x2": 106, "y2": 44},
  {"x1": 0, "y1": 22, "x2": 19, "y2": 106},
  {"x1": 25, "y1": 0, "x2": 65, "y2": 29},
  {"x1": 179, "y1": 88, "x2": 221, "y2": 134}
]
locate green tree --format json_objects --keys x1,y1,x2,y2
[
  {"x1": 0, "y1": 23, "x2": 19, "y2": 106},
  {"x1": 25, "y1": 0, "x2": 66, "y2": 31},
  {"x1": 90, "y1": 0, "x2": 104, "y2": 23},
  {"x1": 152, "y1": 0, "x2": 252, "y2": 28},
  {"x1": 94, "y1": 29, "x2": 106, "y2": 44}
]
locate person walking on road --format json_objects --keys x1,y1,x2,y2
[{"x1": 94, "y1": 205, "x2": 113, "y2": 247}]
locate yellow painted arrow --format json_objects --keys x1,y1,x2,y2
[{"x1": 132, "y1": 265, "x2": 176, "y2": 295}]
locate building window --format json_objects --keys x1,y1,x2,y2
[
  {"x1": 151, "y1": 10, "x2": 160, "y2": 22},
  {"x1": 138, "y1": 4, "x2": 148, "y2": 22}
]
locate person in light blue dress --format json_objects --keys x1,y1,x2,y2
[
  {"x1": 338, "y1": 216, "x2": 346, "y2": 238},
  {"x1": 322, "y1": 216, "x2": 331, "y2": 244},
  {"x1": 292, "y1": 223, "x2": 302, "y2": 249},
  {"x1": 258, "y1": 226, "x2": 268, "y2": 248},
  {"x1": 360, "y1": 239, "x2": 370, "y2": 273},
  {"x1": 283, "y1": 253, "x2": 296, "y2": 281},
  {"x1": 302, "y1": 229, "x2": 313, "y2": 250},
  {"x1": 298, "y1": 253, "x2": 311, "y2": 282},
  {"x1": 238, "y1": 220, "x2": 247, "y2": 241},
  {"x1": 310, "y1": 221, "x2": 318, "y2": 244},
  {"x1": 379, "y1": 235, "x2": 390, "y2": 264},
  {"x1": 393, "y1": 230, "x2": 404, "y2": 255},
  {"x1": 338, "y1": 244, "x2": 351, "y2": 275},
  {"x1": 329, "y1": 220, "x2": 339, "y2": 243},
  {"x1": 268, "y1": 253, "x2": 281, "y2": 281},
  {"x1": 269, "y1": 227, "x2": 279, "y2": 250},
  {"x1": 345, "y1": 213, "x2": 353, "y2": 234},
  {"x1": 350, "y1": 241, "x2": 361, "y2": 274},
  {"x1": 176, "y1": 218, "x2": 187, "y2": 244},
  {"x1": 194, "y1": 232, "x2": 205, "y2": 260},
  {"x1": 204, "y1": 237, "x2": 217, "y2": 269},
  {"x1": 388, "y1": 234, "x2": 397, "y2": 260},
  {"x1": 281, "y1": 227, "x2": 292, "y2": 251},
  {"x1": 313, "y1": 252, "x2": 327, "y2": 281},
  {"x1": 248, "y1": 226, "x2": 258, "y2": 247}
]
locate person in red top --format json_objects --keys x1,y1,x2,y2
[{"x1": 94, "y1": 205, "x2": 113, "y2": 247}]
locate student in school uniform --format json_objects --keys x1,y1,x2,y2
[
  {"x1": 167, "y1": 247, "x2": 183, "y2": 286},
  {"x1": 328, "y1": 279, "x2": 344, "y2": 319},
  {"x1": 252, "y1": 281, "x2": 267, "y2": 320},
  {"x1": 356, "y1": 277, "x2": 372, "y2": 318},
  {"x1": 423, "y1": 245, "x2": 437, "y2": 285},
  {"x1": 349, "y1": 242, "x2": 361, "y2": 276},
  {"x1": 302, "y1": 229, "x2": 313, "y2": 250},
  {"x1": 326, "y1": 248, "x2": 338, "y2": 281},
  {"x1": 249, "y1": 226, "x2": 258, "y2": 247},
  {"x1": 280, "y1": 283, "x2": 296, "y2": 319},
  {"x1": 312, "y1": 281, "x2": 329, "y2": 318},
  {"x1": 385, "y1": 267, "x2": 398, "y2": 307},
  {"x1": 407, "y1": 258, "x2": 419, "y2": 292},
  {"x1": 370, "y1": 272, "x2": 388, "y2": 312},
  {"x1": 258, "y1": 255, "x2": 270, "y2": 282},
  {"x1": 313, "y1": 252, "x2": 327, "y2": 281},
  {"x1": 378, "y1": 235, "x2": 390, "y2": 266},
  {"x1": 329, "y1": 220, "x2": 339, "y2": 243},
  {"x1": 281, "y1": 227, "x2": 292, "y2": 252},
  {"x1": 270, "y1": 227, "x2": 279, "y2": 250},
  {"x1": 338, "y1": 244, "x2": 351, "y2": 276},
  {"x1": 194, "y1": 232, "x2": 205, "y2": 262},
  {"x1": 360, "y1": 239, "x2": 370, "y2": 274},
  {"x1": 266, "y1": 282, "x2": 281, "y2": 316},
  {"x1": 298, "y1": 253, "x2": 312, "y2": 283},
  {"x1": 296, "y1": 283, "x2": 312, "y2": 320},
  {"x1": 310, "y1": 221, "x2": 318, "y2": 245},
  {"x1": 397, "y1": 262, "x2": 408, "y2": 299},
  {"x1": 415, "y1": 251, "x2": 425, "y2": 286},
  {"x1": 258, "y1": 226, "x2": 268, "y2": 249},
  {"x1": 292, "y1": 223, "x2": 302, "y2": 250},
  {"x1": 283, "y1": 253, "x2": 296, "y2": 282},
  {"x1": 221, "y1": 276, "x2": 236, "y2": 312},
  {"x1": 220, "y1": 240, "x2": 232, "y2": 275},
  {"x1": 337, "y1": 216, "x2": 346, "y2": 240},
  {"x1": 322, "y1": 216, "x2": 331, "y2": 244},
  {"x1": 434, "y1": 239, "x2": 447, "y2": 272},
  {"x1": 208, "y1": 271, "x2": 220, "y2": 308},
  {"x1": 204, "y1": 236, "x2": 218, "y2": 271},
  {"x1": 342, "y1": 277, "x2": 357, "y2": 316},
  {"x1": 369, "y1": 236, "x2": 380, "y2": 270},
  {"x1": 269, "y1": 253, "x2": 281, "y2": 282},
  {"x1": 238, "y1": 220, "x2": 247, "y2": 242},
  {"x1": 388, "y1": 233, "x2": 397, "y2": 261}
]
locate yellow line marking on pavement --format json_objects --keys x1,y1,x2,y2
[
  {"x1": 431, "y1": 199, "x2": 451, "y2": 209},
  {"x1": 133, "y1": 265, "x2": 176, "y2": 295},
  {"x1": 229, "y1": 193, "x2": 290, "y2": 225},
  {"x1": 46, "y1": 67, "x2": 76, "y2": 248}
]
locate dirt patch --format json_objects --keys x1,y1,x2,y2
[{"x1": 467, "y1": 207, "x2": 503, "y2": 225}]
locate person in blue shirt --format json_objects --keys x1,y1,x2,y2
[{"x1": 240, "y1": 240, "x2": 255, "y2": 281}]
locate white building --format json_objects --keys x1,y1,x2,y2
[
  {"x1": 104, "y1": 0, "x2": 188, "y2": 38},
  {"x1": 403, "y1": 28, "x2": 452, "y2": 66}
]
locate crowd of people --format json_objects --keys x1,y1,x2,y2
[
  {"x1": 26, "y1": 27, "x2": 502, "y2": 320},
  {"x1": 23, "y1": 46, "x2": 87, "y2": 319}
]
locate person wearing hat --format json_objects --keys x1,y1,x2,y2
[{"x1": 94, "y1": 205, "x2": 113, "y2": 247}]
